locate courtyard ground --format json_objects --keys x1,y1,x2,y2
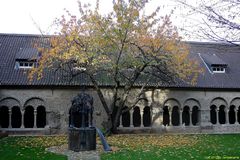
[{"x1": 0, "y1": 134, "x2": 239, "y2": 160}]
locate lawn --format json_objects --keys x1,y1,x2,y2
[
  {"x1": 0, "y1": 134, "x2": 240, "y2": 160},
  {"x1": 102, "y1": 134, "x2": 240, "y2": 160},
  {"x1": 0, "y1": 136, "x2": 67, "y2": 160}
]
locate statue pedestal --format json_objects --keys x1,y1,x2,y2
[{"x1": 68, "y1": 127, "x2": 96, "y2": 152}]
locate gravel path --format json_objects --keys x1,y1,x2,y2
[{"x1": 47, "y1": 144, "x2": 100, "y2": 160}]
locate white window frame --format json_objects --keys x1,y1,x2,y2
[
  {"x1": 16, "y1": 61, "x2": 35, "y2": 69},
  {"x1": 212, "y1": 67, "x2": 225, "y2": 73}
]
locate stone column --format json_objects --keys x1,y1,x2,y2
[
  {"x1": 119, "y1": 115, "x2": 123, "y2": 127},
  {"x1": 179, "y1": 109, "x2": 183, "y2": 126},
  {"x1": 21, "y1": 110, "x2": 25, "y2": 128},
  {"x1": 234, "y1": 109, "x2": 238, "y2": 125},
  {"x1": 8, "y1": 108, "x2": 12, "y2": 128},
  {"x1": 189, "y1": 110, "x2": 192, "y2": 126},
  {"x1": 225, "y1": 109, "x2": 229, "y2": 124},
  {"x1": 169, "y1": 109, "x2": 172, "y2": 126},
  {"x1": 140, "y1": 108, "x2": 144, "y2": 127},
  {"x1": 34, "y1": 109, "x2": 37, "y2": 128},
  {"x1": 130, "y1": 109, "x2": 134, "y2": 127},
  {"x1": 216, "y1": 109, "x2": 219, "y2": 125}
]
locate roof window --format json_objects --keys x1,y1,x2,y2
[
  {"x1": 212, "y1": 66, "x2": 225, "y2": 73},
  {"x1": 15, "y1": 61, "x2": 36, "y2": 69}
]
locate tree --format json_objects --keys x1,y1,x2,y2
[
  {"x1": 30, "y1": 0, "x2": 201, "y2": 133},
  {"x1": 176, "y1": 0, "x2": 240, "y2": 45}
]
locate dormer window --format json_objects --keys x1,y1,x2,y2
[
  {"x1": 212, "y1": 66, "x2": 225, "y2": 73},
  {"x1": 15, "y1": 48, "x2": 39, "y2": 69},
  {"x1": 199, "y1": 53, "x2": 228, "y2": 74},
  {"x1": 17, "y1": 61, "x2": 35, "y2": 69}
]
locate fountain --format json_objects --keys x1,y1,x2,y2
[{"x1": 68, "y1": 92, "x2": 111, "y2": 152}]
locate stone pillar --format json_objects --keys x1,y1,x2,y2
[
  {"x1": 21, "y1": 110, "x2": 25, "y2": 128},
  {"x1": 130, "y1": 109, "x2": 134, "y2": 127},
  {"x1": 234, "y1": 109, "x2": 238, "y2": 125},
  {"x1": 216, "y1": 109, "x2": 219, "y2": 125},
  {"x1": 189, "y1": 110, "x2": 192, "y2": 126},
  {"x1": 8, "y1": 108, "x2": 12, "y2": 128},
  {"x1": 34, "y1": 109, "x2": 37, "y2": 128},
  {"x1": 119, "y1": 115, "x2": 123, "y2": 127},
  {"x1": 225, "y1": 109, "x2": 229, "y2": 124},
  {"x1": 169, "y1": 109, "x2": 172, "y2": 126},
  {"x1": 179, "y1": 109, "x2": 183, "y2": 126},
  {"x1": 140, "y1": 108, "x2": 144, "y2": 127}
]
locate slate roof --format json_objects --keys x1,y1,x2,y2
[
  {"x1": 15, "y1": 48, "x2": 39, "y2": 60},
  {"x1": 0, "y1": 33, "x2": 240, "y2": 89}
]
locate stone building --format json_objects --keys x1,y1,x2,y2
[{"x1": 0, "y1": 33, "x2": 240, "y2": 134}]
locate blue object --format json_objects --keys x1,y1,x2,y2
[{"x1": 95, "y1": 127, "x2": 112, "y2": 152}]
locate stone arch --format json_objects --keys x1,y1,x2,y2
[
  {"x1": 229, "y1": 105, "x2": 236, "y2": 124},
  {"x1": 219, "y1": 105, "x2": 226, "y2": 124},
  {"x1": 182, "y1": 106, "x2": 190, "y2": 126},
  {"x1": 122, "y1": 106, "x2": 130, "y2": 127},
  {"x1": 37, "y1": 106, "x2": 46, "y2": 128},
  {"x1": 163, "y1": 98, "x2": 181, "y2": 111},
  {"x1": 24, "y1": 97, "x2": 45, "y2": 109},
  {"x1": 192, "y1": 106, "x2": 200, "y2": 126},
  {"x1": 133, "y1": 106, "x2": 141, "y2": 127},
  {"x1": 210, "y1": 97, "x2": 228, "y2": 108},
  {"x1": 163, "y1": 106, "x2": 169, "y2": 126},
  {"x1": 0, "y1": 106, "x2": 9, "y2": 128},
  {"x1": 0, "y1": 97, "x2": 21, "y2": 109},
  {"x1": 143, "y1": 106, "x2": 151, "y2": 127},
  {"x1": 11, "y1": 106, "x2": 22, "y2": 128},
  {"x1": 183, "y1": 98, "x2": 201, "y2": 110},
  {"x1": 24, "y1": 106, "x2": 34, "y2": 128},
  {"x1": 172, "y1": 106, "x2": 179, "y2": 126},
  {"x1": 210, "y1": 105, "x2": 217, "y2": 124},
  {"x1": 230, "y1": 97, "x2": 240, "y2": 107}
]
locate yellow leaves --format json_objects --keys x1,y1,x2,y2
[{"x1": 106, "y1": 134, "x2": 199, "y2": 150}]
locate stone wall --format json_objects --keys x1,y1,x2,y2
[{"x1": 0, "y1": 87, "x2": 240, "y2": 134}]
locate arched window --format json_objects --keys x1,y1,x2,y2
[
  {"x1": 11, "y1": 106, "x2": 21, "y2": 128},
  {"x1": 219, "y1": 105, "x2": 226, "y2": 124},
  {"x1": 133, "y1": 107, "x2": 141, "y2": 127},
  {"x1": 192, "y1": 106, "x2": 199, "y2": 126},
  {"x1": 163, "y1": 106, "x2": 169, "y2": 126},
  {"x1": 172, "y1": 106, "x2": 179, "y2": 126},
  {"x1": 210, "y1": 105, "x2": 217, "y2": 124},
  {"x1": 0, "y1": 106, "x2": 9, "y2": 128},
  {"x1": 37, "y1": 106, "x2": 46, "y2": 128},
  {"x1": 122, "y1": 106, "x2": 130, "y2": 127},
  {"x1": 143, "y1": 106, "x2": 151, "y2": 127},
  {"x1": 182, "y1": 106, "x2": 190, "y2": 126},
  {"x1": 24, "y1": 106, "x2": 34, "y2": 128},
  {"x1": 229, "y1": 105, "x2": 236, "y2": 124}
]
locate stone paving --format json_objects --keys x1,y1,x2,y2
[{"x1": 47, "y1": 144, "x2": 100, "y2": 160}]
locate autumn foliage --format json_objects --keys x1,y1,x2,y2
[{"x1": 30, "y1": 0, "x2": 201, "y2": 133}]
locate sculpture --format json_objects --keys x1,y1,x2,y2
[
  {"x1": 69, "y1": 93, "x2": 94, "y2": 128},
  {"x1": 68, "y1": 93, "x2": 96, "y2": 151}
]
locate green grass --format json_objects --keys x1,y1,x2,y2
[
  {"x1": 1, "y1": 134, "x2": 240, "y2": 160},
  {"x1": 101, "y1": 134, "x2": 240, "y2": 160},
  {"x1": 0, "y1": 136, "x2": 67, "y2": 160}
]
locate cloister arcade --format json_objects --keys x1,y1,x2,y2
[
  {"x1": 1, "y1": 96, "x2": 240, "y2": 133},
  {"x1": 119, "y1": 97, "x2": 240, "y2": 129},
  {"x1": 0, "y1": 97, "x2": 47, "y2": 129}
]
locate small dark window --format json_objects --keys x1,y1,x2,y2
[
  {"x1": 19, "y1": 62, "x2": 23, "y2": 66},
  {"x1": 29, "y1": 63, "x2": 33, "y2": 67},
  {"x1": 217, "y1": 68, "x2": 220, "y2": 71},
  {"x1": 213, "y1": 68, "x2": 216, "y2": 71},
  {"x1": 220, "y1": 68, "x2": 223, "y2": 71}
]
